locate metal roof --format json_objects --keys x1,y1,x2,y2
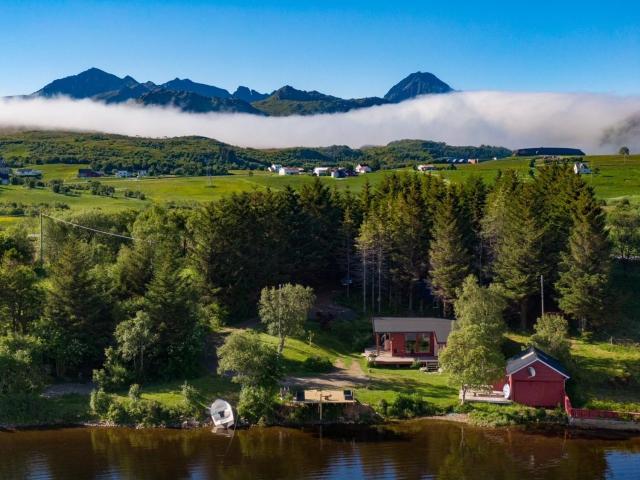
[
  {"x1": 372, "y1": 317, "x2": 455, "y2": 343},
  {"x1": 506, "y1": 346, "x2": 570, "y2": 378}
]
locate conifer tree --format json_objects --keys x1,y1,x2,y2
[
  {"x1": 40, "y1": 242, "x2": 111, "y2": 376},
  {"x1": 428, "y1": 189, "x2": 472, "y2": 316},
  {"x1": 491, "y1": 183, "x2": 544, "y2": 329},
  {"x1": 556, "y1": 187, "x2": 611, "y2": 331}
]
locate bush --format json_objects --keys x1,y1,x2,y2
[
  {"x1": 89, "y1": 388, "x2": 193, "y2": 427},
  {"x1": 181, "y1": 381, "x2": 202, "y2": 418},
  {"x1": 387, "y1": 394, "x2": 437, "y2": 419},
  {"x1": 302, "y1": 356, "x2": 333, "y2": 373},
  {"x1": 238, "y1": 386, "x2": 277, "y2": 424}
]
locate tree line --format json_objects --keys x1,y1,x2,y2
[{"x1": 0, "y1": 162, "x2": 632, "y2": 396}]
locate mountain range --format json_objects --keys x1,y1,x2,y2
[{"x1": 27, "y1": 68, "x2": 453, "y2": 116}]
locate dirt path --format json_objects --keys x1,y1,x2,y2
[{"x1": 283, "y1": 357, "x2": 369, "y2": 389}]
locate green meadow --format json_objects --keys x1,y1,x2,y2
[{"x1": 1, "y1": 154, "x2": 639, "y2": 227}]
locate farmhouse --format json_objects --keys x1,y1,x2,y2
[
  {"x1": 365, "y1": 317, "x2": 455, "y2": 367},
  {"x1": 115, "y1": 170, "x2": 132, "y2": 178},
  {"x1": 573, "y1": 162, "x2": 592, "y2": 175},
  {"x1": 278, "y1": 166, "x2": 299, "y2": 176},
  {"x1": 268, "y1": 163, "x2": 282, "y2": 173},
  {"x1": 313, "y1": 167, "x2": 331, "y2": 176},
  {"x1": 355, "y1": 164, "x2": 372, "y2": 174},
  {"x1": 417, "y1": 164, "x2": 437, "y2": 172},
  {"x1": 500, "y1": 347, "x2": 570, "y2": 408}
]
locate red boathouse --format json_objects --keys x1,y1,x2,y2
[{"x1": 502, "y1": 347, "x2": 570, "y2": 408}]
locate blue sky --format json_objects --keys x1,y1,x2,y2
[{"x1": 0, "y1": 0, "x2": 638, "y2": 98}]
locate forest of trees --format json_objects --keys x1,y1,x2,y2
[{"x1": 0, "y1": 162, "x2": 633, "y2": 399}]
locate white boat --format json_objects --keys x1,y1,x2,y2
[{"x1": 210, "y1": 399, "x2": 235, "y2": 429}]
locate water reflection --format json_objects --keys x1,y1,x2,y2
[{"x1": 0, "y1": 421, "x2": 638, "y2": 479}]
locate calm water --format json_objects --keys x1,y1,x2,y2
[{"x1": 1, "y1": 421, "x2": 639, "y2": 479}]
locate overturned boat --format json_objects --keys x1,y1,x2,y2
[{"x1": 210, "y1": 399, "x2": 235, "y2": 429}]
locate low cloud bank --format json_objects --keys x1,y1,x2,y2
[{"x1": 0, "y1": 91, "x2": 639, "y2": 153}]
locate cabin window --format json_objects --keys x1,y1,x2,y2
[
  {"x1": 418, "y1": 335, "x2": 431, "y2": 353},
  {"x1": 405, "y1": 333, "x2": 417, "y2": 354}
]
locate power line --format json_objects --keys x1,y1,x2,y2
[{"x1": 41, "y1": 213, "x2": 139, "y2": 242}]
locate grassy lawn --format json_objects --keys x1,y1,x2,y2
[{"x1": 507, "y1": 333, "x2": 640, "y2": 413}]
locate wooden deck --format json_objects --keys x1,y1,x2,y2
[
  {"x1": 460, "y1": 389, "x2": 512, "y2": 404},
  {"x1": 364, "y1": 348, "x2": 439, "y2": 368}
]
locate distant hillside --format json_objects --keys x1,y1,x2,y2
[
  {"x1": 0, "y1": 131, "x2": 510, "y2": 176},
  {"x1": 26, "y1": 68, "x2": 454, "y2": 115}
]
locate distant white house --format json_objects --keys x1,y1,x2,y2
[
  {"x1": 573, "y1": 162, "x2": 592, "y2": 175},
  {"x1": 14, "y1": 168, "x2": 43, "y2": 177},
  {"x1": 137, "y1": 170, "x2": 149, "y2": 177},
  {"x1": 417, "y1": 164, "x2": 437, "y2": 172},
  {"x1": 313, "y1": 167, "x2": 331, "y2": 176},
  {"x1": 279, "y1": 167, "x2": 300, "y2": 176},
  {"x1": 115, "y1": 170, "x2": 132, "y2": 178},
  {"x1": 355, "y1": 164, "x2": 372, "y2": 174},
  {"x1": 268, "y1": 163, "x2": 283, "y2": 173}
]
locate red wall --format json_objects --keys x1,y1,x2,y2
[
  {"x1": 388, "y1": 333, "x2": 434, "y2": 356},
  {"x1": 509, "y1": 360, "x2": 566, "y2": 407}
]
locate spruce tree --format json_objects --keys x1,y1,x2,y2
[
  {"x1": 556, "y1": 187, "x2": 611, "y2": 331},
  {"x1": 491, "y1": 183, "x2": 544, "y2": 329},
  {"x1": 41, "y1": 242, "x2": 111, "y2": 376},
  {"x1": 429, "y1": 189, "x2": 472, "y2": 316}
]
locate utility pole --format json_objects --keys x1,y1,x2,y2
[
  {"x1": 540, "y1": 274, "x2": 545, "y2": 317},
  {"x1": 39, "y1": 211, "x2": 44, "y2": 264}
]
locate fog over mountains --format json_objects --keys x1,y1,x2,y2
[
  {"x1": 26, "y1": 68, "x2": 454, "y2": 116},
  {"x1": 1, "y1": 68, "x2": 639, "y2": 152}
]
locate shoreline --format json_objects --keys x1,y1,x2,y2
[{"x1": 3, "y1": 412, "x2": 639, "y2": 436}]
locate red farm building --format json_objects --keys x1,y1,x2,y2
[
  {"x1": 365, "y1": 317, "x2": 455, "y2": 367},
  {"x1": 501, "y1": 347, "x2": 570, "y2": 408}
]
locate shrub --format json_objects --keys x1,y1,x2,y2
[
  {"x1": 302, "y1": 356, "x2": 333, "y2": 373},
  {"x1": 181, "y1": 381, "x2": 202, "y2": 418},
  {"x1": 128, "y1": 384, "x2": 141, "y2": 401},
  {"x1": 238, "y1": 386, "x2": 277, "y2": 424},
  {"x1": 387, "y1": 394, "x2": 436, "y2": 419}
]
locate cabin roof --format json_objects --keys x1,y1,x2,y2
[
  {"x1": 372, "y1": 317, "x2": 455, "y2": 342},
  {"x1": 506, "y1": 346, "x2": 570, "y2": 378}
]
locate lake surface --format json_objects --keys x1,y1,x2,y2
[{"x1": 1, "y1": 420, "x2": 639, "y2": 479}]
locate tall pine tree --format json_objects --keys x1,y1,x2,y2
[
  {"x1": 429, "y1": 189, "x2": 472, "y2": 316},
  {"x1": 556, "y1": 186, "x2": 611, "y2": 331}
]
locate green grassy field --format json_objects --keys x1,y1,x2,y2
[{"x1": 2, "y1": 155, "x2": 638, "y2": 223}]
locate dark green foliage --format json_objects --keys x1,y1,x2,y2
[
  {"x1": 530, "y1": 314, "x2": 571, "y2": 363},
  {"x1": 237, "y1": 385, "x2": 278, "y2": 424},
  {"x1": 39, "y1": 242, "x2": 112, "y2": 377},
  {"x1": 556, "y1": 186, "x2": 611, "y2": 331},
  {"x1": 0, "y1": 258, "x2": 42, "y2": 333},
  {"x1": 387, "y1": 393, "x2": 437, "y2": 418},
  {"x1": 301, "y1": 356, "x2": 333, "y2": 373},
  {"x1": 90, "y1": 388, "x2": 196, "y2": 427},
  {"x1": 0, "y1": 333, "x2": 46, "y2": 394},
  {"x1": 429, "y1": 188, "x2": 472, "y2": 314}
]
